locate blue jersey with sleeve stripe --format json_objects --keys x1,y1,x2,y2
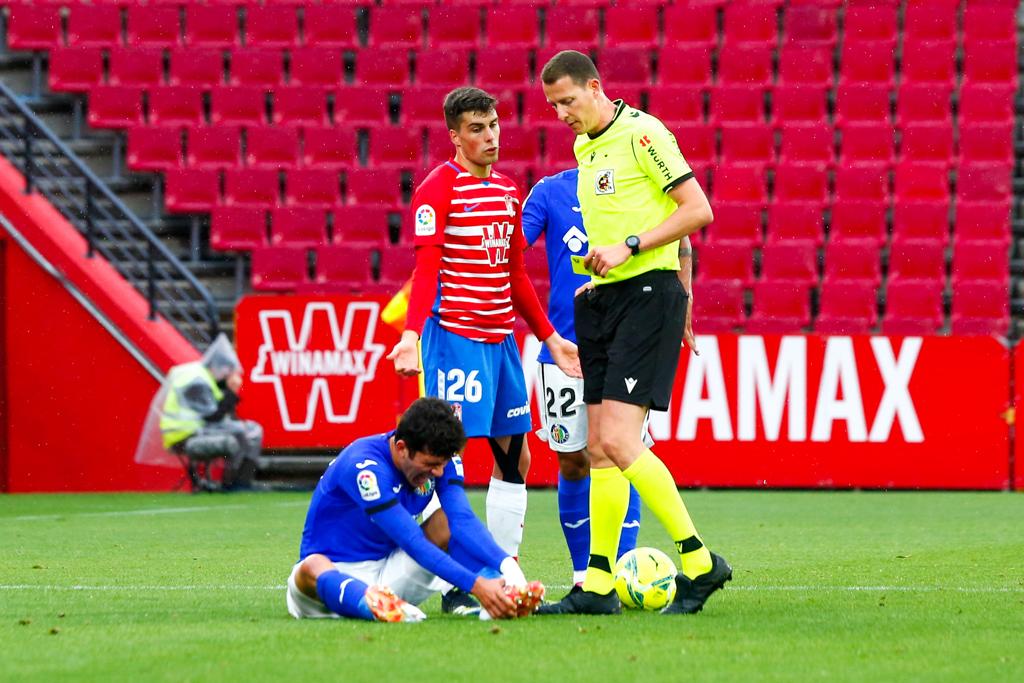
[{"x1": 522, "y1": 169, "x2": 590, "y2": 364}]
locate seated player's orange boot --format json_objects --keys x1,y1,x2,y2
[
  {"x1": 506, "y1": 580, "x2": 546, "y2": 618},
  {"x1": 364, "y1": 585, "x2": 426, "y2": 623}
]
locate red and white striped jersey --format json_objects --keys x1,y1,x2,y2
[{"x1": 412, "y1": 159, "x2": 524, "y2": 343}]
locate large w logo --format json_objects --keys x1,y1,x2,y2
[
  {"x1": 481, "y1": 221, "x2": 514, "y2": 267},
  {"x1": 250, "y1": 302, "x2": 385, "y2": 431}
]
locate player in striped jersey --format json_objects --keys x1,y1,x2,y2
[{"x1": 387, "y1": 87, "x2": 581, "y2": 613}]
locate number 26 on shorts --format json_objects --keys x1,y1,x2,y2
[{"x1": 437, "y1": 368, "x2": 483, "y2": 403}]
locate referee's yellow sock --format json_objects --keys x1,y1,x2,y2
[
  {"x1": 623, "y1": 449, "x2": 713, "y2": 579},
  {"x1": 582, "y1": 466, "x2": 630, "y2": 595}
]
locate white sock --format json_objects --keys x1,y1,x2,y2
[
  {"x1": 486, "y1": 477, "x2": 527, "y2": 558},
  {"x1": 572, "y1": 570, "x2": 587, "y2": 586}
]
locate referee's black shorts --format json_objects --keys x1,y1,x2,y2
[{"x1": 574, "y1": 269, "x2": 686, "y2": 411}]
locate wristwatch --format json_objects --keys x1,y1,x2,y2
[{"x1": 625, "y1": 235, "x2": 641, "y2": 256}]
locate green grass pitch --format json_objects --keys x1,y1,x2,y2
[{"x1": 1, "y1": 490, "x2": 1022, "y2": 682}]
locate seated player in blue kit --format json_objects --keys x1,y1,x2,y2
[{"x1": 286, "y1": 397, "x2": 544, "y2": 622}]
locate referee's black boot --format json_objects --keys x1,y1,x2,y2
[
  {"x1": 661, "y1": 553, "x2": 732, "y2": 615},
  {"x1": 441, "y1": 587, "x2": 481, "y2": 616},
  {"x1": 535, "y1": 586, "x2": 621, "y2": 615}
]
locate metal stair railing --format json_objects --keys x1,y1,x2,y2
[{"x1": 0, "y1": 81, "x2": 218, "y2": 348}]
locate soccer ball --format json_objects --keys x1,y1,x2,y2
[{"x1": 613, "y1": 547, "x2": 678, "y2": 610}]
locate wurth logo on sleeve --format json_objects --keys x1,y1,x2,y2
[
  {"x1": 250, "y1": 301, "x2": 385, "y2": 431},
  {"x1": 481, "y1": 221, "x2": 513, "y2": 266}
]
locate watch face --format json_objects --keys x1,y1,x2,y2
[{"x1": 626, "y1": 236, "x2": 640, "y2": 254}]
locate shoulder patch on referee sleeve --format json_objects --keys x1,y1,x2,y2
[{"x1": 414, "y1": 204, "x2": 436, "y2": 236}]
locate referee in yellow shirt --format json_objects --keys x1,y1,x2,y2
[{"x1": 536, "y1": 50, "x2": 730, "y2": 616}]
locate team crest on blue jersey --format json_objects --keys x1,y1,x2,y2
[
  {"x1": 550, "y1": 424, "x2": 570, "y2": 445},
  {"x1": 357, "y1": 470, "x2": 381, "y2": 501},
  {"x1": 451, "y1": 402, "x2": 463, "y2": 421},
  {"x1": 595, "y1": 170, "x2": 615, "y2": 195},
  {"x1": 415, "y1": 479, "x2": 435, "y2": 497}
]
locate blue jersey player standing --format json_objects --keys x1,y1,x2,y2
[{"x1": 286, "y1": 398, "x2": 544, "y2": 622}]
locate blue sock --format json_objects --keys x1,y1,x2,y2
[
  {"x1": 557, "y1": 474, "x2": 591, "y2": 578},
  {"x1": 316, "y1": 570, "x2": 374, "y2": 621},
  {"x1": 617, "y1": 485, "x2": 642, "y2": 560}
]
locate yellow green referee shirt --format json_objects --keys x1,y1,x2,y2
[{"x1": 574, "y1": 100, "x2": 694, "y2": 285}]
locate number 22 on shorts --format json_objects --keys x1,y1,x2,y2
[{"x1": 437, "y1": 368, "x2": 483, "y2": 403}]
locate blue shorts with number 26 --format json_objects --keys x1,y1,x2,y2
[{"x1": 420, "y1": 317, "x2": 531, "y2": 438}]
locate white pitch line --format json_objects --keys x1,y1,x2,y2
[
  {"x1": 4, "y1": 500, "x2": 307, "y2": 522},
  {"x1": 0, "y1": 584, "x2": 1021, "y2": 594}
]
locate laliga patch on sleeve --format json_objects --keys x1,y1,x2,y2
[
  {"x1": 357, "y1": 470, "x2": 381, "y2": 501},
  {"x1": 415, "y1": 204, "x2": 436, "y2": 236},
  {"x1": 452, "y1": 455, "x2": 464, "y2": 478}
]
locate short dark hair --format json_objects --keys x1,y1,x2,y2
[
  {"x1": 395, "y1": 397, "x2": 466, "y2": 458},
  {"x1": 443, "y1": 86, "x2": 498, "y2": 131},
  {"x1": 541, "y1": 50, "x2": 600, "y2": 87}
]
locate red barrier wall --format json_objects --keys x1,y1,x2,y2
[
  {"x1": 237, "y1": 296, "x2": 1012, "y2": 490},
  {"x1": 0, "y1": 157, "x2": 196, "y2": 492}
]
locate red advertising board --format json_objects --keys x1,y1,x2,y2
[{"x1": 236, "y1": 295, "x2": 1011, "y2": 489}]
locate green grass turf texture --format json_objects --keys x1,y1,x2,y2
[{"x1": 1, "y1": 490, "x2": 1022, "y2": 682}]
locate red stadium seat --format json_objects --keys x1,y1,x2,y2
[
  {"x1": 717, "y1": 45, "x2": 773, "y2": 86},
  {"x1": 713, "y1": 165, "x2": 767, "y2": 205},
  {"x1": 785, "y1": 5, "x2": 838, "y2": 46},
  {"x1": 8, "y1": 6, "x2": 61, "y2": 51},
  {"x1": 959, "y1": 84, "x2": 1016, "y2": 125},
  {"x1": 839, "y1": 43, "x2": 895, "y2": 86},
  {"x1": 822, "y1": 239, "x2": 881, "y2": 286},
  {"x1": 772, "y1": 162, "x2": 828, "y2": 208},
  {"x1": 335, "y1": 205, "x2": 392, "y2": 246},
  {"x1": 476, "y1": 48, "x2": 532, "y2": 89},
  {"x1": 210, "y1": 207, "x2": 267, "y2": 252},
  {"x1": 746, "y1": 282, "x2": 812, "y2": 333},
  {"x1": 951, "y1": 282, "x2": 1009, "y2": 336},
  {"x1": 663, "y1": 5, "x2": 718, "y2": 48},
  {"x1": 304, "y1": 5, "x2": 359, "y2": 49},
  {"x1": 108, "y1": 48, "x2": 164, "y2": 88},
  {"x1": 603, "y1": 7, "x2": 659, "y2": 48},
  {"x1": 829, "y1": 200, "x2": 887, "y2": 246},
  {"x1": 229, "y1": 49, "x2": 284, "y2": 88},
  {"x1": 426, "y1": 6, "x2": 480, "y2": 49},
  {"x1": 336, "y1": 87, "x2": 392, "y2": 126},
  {"x1": 273, "y1": 88, "x2": 330, "y2": 129},
  {"x1": 127, "y1": 127, "x2": 182, "y2": 173},
  {"x1": 302, "y1": 126, "x2": 358, "y2": 170},
  {"x1": 892, "y1": 202, "x2": 949, "y2": 246},
  {"x1": 595, "y1": 48, "x2": 653, "y2": 85},
  {"x1": 313, "y1": 245, "x2": 376, "y2": 292},
  {"x1": 693, "y1": 280, "x2": 746, "y2": 332},
  {"x1": 403, "y1": 86, "x2": 453, "y2": 125},
  {"x1": 270, "y1": 207, "x2": 329, "y2": 248},
  {"x1": 289, "y1": 48, "x2": 344, "y2": 89},
  {"x1": 773, "y1": 85, "x2": 829, "y2": 124},
  {"x1": 88, "y1": 86, "x2": 144, "y2": 129},
  {"x1": 246, "y1": 127, "x2": 299, "y2": 170},
  {"x1": 839, "y1": 123, "x2": 894, "y2": 168},
  {"x1": 901, "y1": 41, "x2": 956, "y2": 85},
  {"x1": 245, "y1": 5, "x2": 298, "y2": 49},
  {"x1": 546, "y1": 8, "x2": 599, "y2": 50},
  {"x1": 711, "y1": 87, "x2": 766, "y2": 124},
  {"x1": 497, "y1": 126, "x2": 541, "y2": 164},
  {"x1": 720, "y1": 125, "x2": 775, "y2": 165},
  {"x1": 225, "y1": 168, "x2": 281, "y2": 209},
  {"x1": 346, "y1": 169, "x2": 404, "y2": 207},
  {"x1": 704, "y1": 203, "x2": 762, "y2": 247},
  {"x1": 149, "y1": 86, "x2": 205, "y2": 127},
  {"x1": 952, "y1": 242, "x2": 1010, "y2": 287},
  {"x1": 722, "y1": 3, "x2": 777, "y2": 46},
  {"x1": 956, "y1": 163, "x2": 1012, "y2": 203},
  {"x1": 903, "y1": 4, "x2": 957, "y2": 43},
  {"x1": 211, "y1": 87, "x2": 267, "y2": 127},
  {"x1": 67, "y1": 5, "x2": 121, "y2": 48},
  {"x1": 285, "y1": 169, "x2": 342, "y2": 209},
  {"x1": 416, "y1": 50, "x2": 470, "y2": 88},
  {"x1": 485, "y1": 7, "x2": 540, "y2": 48},
  {"x1": 963, "y1": 5, "x2": 1017, "y2": 42},
  {"x1": 778, "y1": 46, "x2": 833, "y2": 87},
  {"x1": 881, "y1": 280, "x2": 944, "y2": 335},
  {"x1": 165, "y1": 169, "x2": 221, "y2": 213},
  {"x1": 887, "y1": 239, "x2": 946, "y2": 285},
  {"x1": 815, "y1": 281, "x2": 878, "y2": 334},
  {"x1": 251, "y1": 247, "x2": 309, "y2": 292},
  {"x1": 49, "y1": 48, "x2": 104, "y2": 92},
  {"x1": 834, "y1": 84, "x2": 891, "y2": 125},
  {"x1": 368, "y1": 127, "x2": 424, "y2": 169},
  {"x1": 778, "y1": 123, "x2": 834, "y2": 165},
  {"x1": 760, "y1": 242, "x2": 818, "y2": 286},
  {"x1": 184, "y1": 5, "x2": 240, "y2": 49},
  {"x1": 542, "y1": 127, "x2": 581, "y2": 169},
  {"x1": 649, "y1": 87, "x2": 705, "y2": 126},
  {"x1": 899, "y1": 123, "x2": 954, "y2": 164},
  {"x1": 169, "y1": 49, "x2": 225, "y2": 88},
  {"x1": 368, "y1": 7, "x2": 424, "y2": 49},
  {"x1": 895, "y1": 84, "x2": 954, "y2": 126},
  {"x1": 379, "y1": 247, "x2": 417, "y2": 286},
  {"x1": 672, "y1": 124, "x2": 715, "y2": 168},
  {"x1": 766, "y1": 203, "x2": 823, "y2": 246},
  {"x1": 696, "y1": 241, "x2": 755, "y2": 287},
  {"x1": 657, "y1": 46, "x2": 714, "y2": 87},
  {"x1": 187, "y1": 126, "x2": 241, "y2": 171},
  {"x1": 959, "y1": 123, "x2": 1015, "y2": 165},
  {"x1": 833, "y1": 167, "x2": 888, "y2": 203},
  {"x1": 954, "y1": 201, "x2": 1012, "y2": 247},
  {"x1": 127, "y1": 6, "x2": 181, "y2": 49},
  {"x1": 894, "y1": 161, "x2": 949, "y2": 202},
  {"x1": 354, "y1": 48, "x2": 412, "y2": 86}
]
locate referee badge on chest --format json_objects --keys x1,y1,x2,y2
[{"x1": 595, "y1": 169, "x2": 615, "y2": 195}]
